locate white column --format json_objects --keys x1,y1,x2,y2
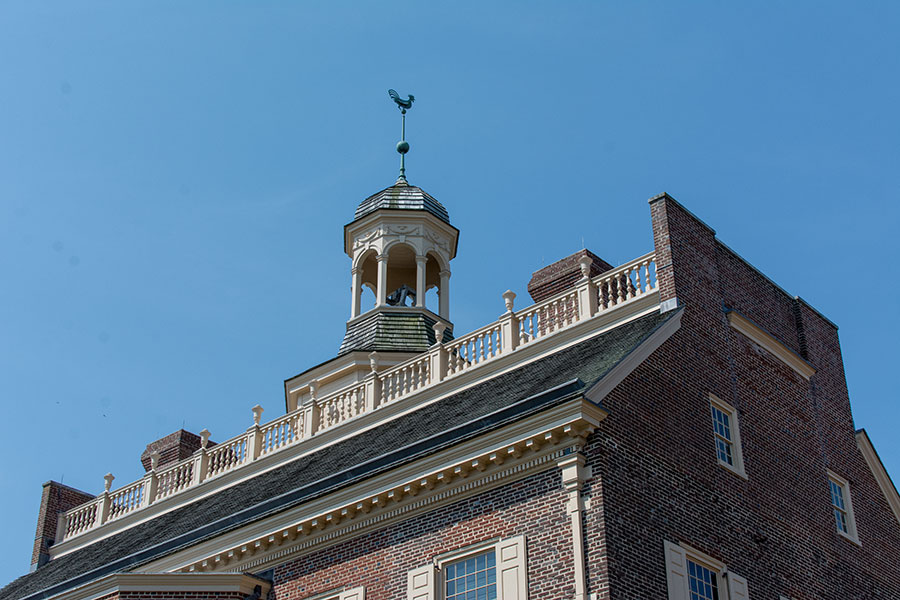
[
  {"x1": 376, "y1": 254, "x2": 388, "y2": 306},
  {"x1": 559, "y1": 453, "x2": 588, "y2": 600},
  {"x1": 438, "y1": 269, "x2": 451, "y2": 319},
  {"x1": 415, "y1": 256, "x2": 427, "y2": 308},
  {"x1": 351, "y1": 267, "x2": 362, "y2": 318}
]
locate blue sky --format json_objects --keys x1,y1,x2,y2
[{"x1": 1, "y1": 1, "x2": 898, "y2": 585}]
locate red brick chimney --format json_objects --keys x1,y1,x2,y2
[
  {"x1": 527, "y1": 249, "x2": 613, "y2": 303},
  {"x1": 140, "y1": 429, "x2": 204, "y2": 472},
  {"x1": 31, "y1": 481, "x2": 95, "y2": 571}
]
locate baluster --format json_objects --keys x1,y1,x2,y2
[
  {"x1": 634, "y1": 265, "x2": 643, "y2": 296},
  {"x1": 645, "y1": 261, "x2": 653, "y2": 292},
  {"x1": 618, "y1": 274, "x2": 627, "y2": 303}
]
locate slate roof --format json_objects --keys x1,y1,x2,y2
[
  {"x1": 338, "y1": 310, "x2": 454, "y2": 356},
  {"x1": 354, "y1": 181, "x2": 450, "y2": 224},
  {"x1": 1, "y1": 310, "x2": 675, "y2": 600}
]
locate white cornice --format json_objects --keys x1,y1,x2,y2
[
  {"x1": 726, "y1": 310, "x2": 815, "y2": 380},
  {"x1": 856, "y1": 429, "x2": 900, "y2": 527},
  {"x1": 46, "y1": 573, "x2": 269, "y2": 600},
  {"x1": 343, "y1": 210, "x2": 460, "y2": 258},
  {"x1": 135, "y1": 397, "x2": 606, "y2": 575}
]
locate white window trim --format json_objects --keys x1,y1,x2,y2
[
  {"x1": 709, "y1": 394, "x2": 747, "y2": 479},
  {"x1": 408, "y1": 535, "x2": 527, "y2": 600},
  {"x1": 664, "y1": 541, "x2": 749, "y2": 600},
  {"x1": 827, "y1": 469, "x2": 861, "y2": 545},
  {"x1": 302, "y1": 587, "x2": 366, "y2": 600}
]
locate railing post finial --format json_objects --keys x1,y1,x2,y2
[
  {"x1": 199, "y1": 428, "x2": 211, "y2": 449},
  {"x1": 577, "y1": 255, "x2": 592, "y2": 281},
  {"x1": 150, "y1": 451, "x2": 160, "y2": 471},
  {"x1": 369, "y1": 352, "x2": 380, "y2": 373},
  {"x1": 251, "y1": 404, "x2": 264, "y2": 426},
  {"x1": 432, "y1": 322, "x2": 447, "y2": 346},
  {"x1": 103, "y1": 473, "x2": 115, "y2": 492},
  {"x1": 502, "y1": 290, "x2": 517, "y2": 313}
]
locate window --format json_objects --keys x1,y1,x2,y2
[
  {"x1": 687, "y1": 558, "x2": 720, "y2": 600},
  {"x1": 664, "y1": 541, "x2": 749, "y2": 600},
  {"x1": 709, "y1": 394, "x2": 746, "y2": 478},
  {"x1": 407, "y1": 535, "x2": 526, "y2": 600},
  {"x1": 444, "y1": 550, "x2": 496, "y2": 600},
  {"x1": 827, "y1": 470, "x2": 860, "y2": 544}
]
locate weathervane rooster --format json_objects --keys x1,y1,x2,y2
[{"x1": 388, "y1": 89, "x2": 415, "y2": 113}]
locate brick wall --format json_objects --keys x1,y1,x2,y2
[
  {"x1": 30, "y1": 482, "x2": 95, "y2": 571},
  {"x1": 271, "y1": 468, "x2": 577, "y2": 600},
  {"x1": 579, "y1": 194, "x2": 900, "y2": 599}
]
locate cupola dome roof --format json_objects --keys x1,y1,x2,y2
[{"x1": 354, "y1": 180, "x2": 450, "y2": 224}]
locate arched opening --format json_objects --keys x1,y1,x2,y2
[
  {"x1": 354, "y1": 249, "x2": 378, "y2": 317},
  {"x1": 385, "y1": 243, "x2": 417, "y2": 306},
  {"x1": 425, "y1": 253, "x2": 443, "y2": 314},
  {"x1": 360, "y1": 282, "x2": 376, "y2": 312}
]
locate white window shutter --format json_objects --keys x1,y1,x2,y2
[
  {"x1": 726, "y1": 572, "x2": 749, "y2": 600},
  {"x1": 339, "y1": 587, "x2": 366, "y2": 600},
  {"x1": 663, "y1": 541, "x2": 689, "y2": 600},
  {"x1": 496, "y1": 534, "x2": 528, "y2": 600},
  {"x1": 407, "y1": 564, "x2": 437, "y2": 600}
]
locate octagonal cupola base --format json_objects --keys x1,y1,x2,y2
[{"x1": 338, "y1": 306, "x2": 453, "y2": 356}]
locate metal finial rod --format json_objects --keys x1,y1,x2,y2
[
  {"x1": 388, "y1": 89, "x2": 414, "y2": 183},
  {"x1": 399, "y1": 111, "x2": 407, "y2": 181}
]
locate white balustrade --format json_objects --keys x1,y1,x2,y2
[
  {"x1": 107, "y1": 481, "x2": 145, "y2": 521},
  {"x1": 259, "y1": 411, "x2": 305, "y2": 457},
  {"x1": 206, "y1": 435, "x2": 249, "y2": 479},
  {"x1": 63, "y1": 501, "x2": 99, "y2": 538},
  {"x1": 56, "y1": 253, "x2": 657, "y2": 544},
  {"x1": 318, "y1": 383, "x2": 367, "y2": 430},
  {"x1": 155, "y1": 461, "x2": 194, "y2": 500},
  {"x1": 380, "y1": 355, "x2": 430, "y2": 404},
  {"x1": 446, "y1": 323, "x2": 503, "y2": 376},
  {"x1": 593, "y1": 252, "x2": 656, "y2": 311},
  {"x1": 516, "y1": 289, "x2": 580, "y2": 347}
]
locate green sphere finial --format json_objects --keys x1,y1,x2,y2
[{"x1": 397, "y1": 140, "x2": 410, "y2": 154}]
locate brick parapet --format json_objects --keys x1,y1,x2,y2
[
  {"x1": 140, "y1": 430, "x2": 204, "y2": 473},
  {"x1": 526, "y1": 249, "x2": 613, "y2": 303},
  {"x1": 31, "y1": 482, "x2": 95, "y2": 571}
]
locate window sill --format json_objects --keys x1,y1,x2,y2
[
  {"x1": 717, "y1": 460, "x2": 748, "y2": 480},
  {"x1": 837, "y1": 530, "x2": 862, "y2": 547}
]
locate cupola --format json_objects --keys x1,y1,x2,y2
[{"x1": 340, "y1": 178, "x2": 458, "y2": 355}]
